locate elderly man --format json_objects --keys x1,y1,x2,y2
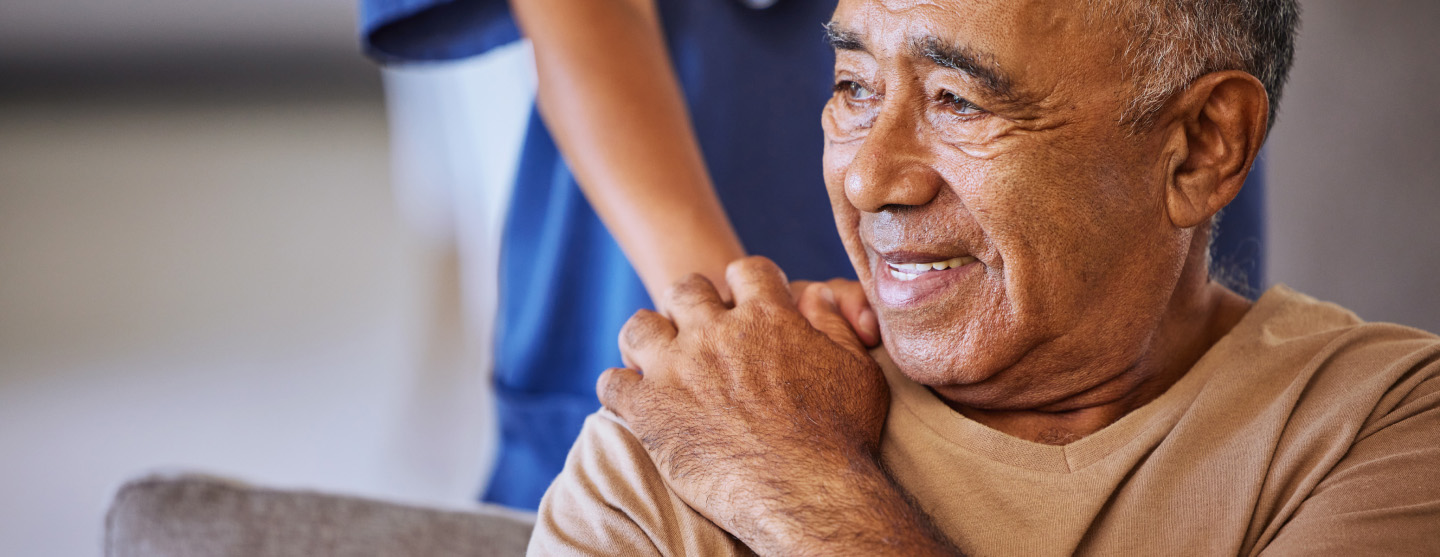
[{"x1": 529, "y1": 0, "x2": 1440, "y2": 554}]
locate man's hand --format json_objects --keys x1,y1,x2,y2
[
  {"x1": 597, "y1": 257, "x2": 957, "y2": 555},
  {"x1": 788, "y1": 277, "x2": 882, "y2": 347}
]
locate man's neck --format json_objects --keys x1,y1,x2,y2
[{"x1": 950, "y1": 281, "x2": 1253, "y2": 446}]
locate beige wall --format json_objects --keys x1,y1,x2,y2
[
  {"x1": 1267, "y1": 0, "x2": 1440, "y2": 333},
  {"x1": 0, "y1": 98, "x2": 500, "y2": 557},
  {"x1": 0, "y1": 2, "x2": 502, "y2": 553}
]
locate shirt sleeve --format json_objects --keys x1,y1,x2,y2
[
  {"x1": 359, "y1": 0, "x2": 521, "y2": 63},
  {"x1": 1260, "y1": 341, "x2": 1440, "y2": 555},
  {"x1": 527, "y1": 410, "x2": 751, "y2": 557}
]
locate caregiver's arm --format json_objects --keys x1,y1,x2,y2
[{"x1": 508, "y1": 0, "x2": 743, "y2": 305}]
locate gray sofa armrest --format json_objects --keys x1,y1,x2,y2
[{"x1": 106, "y1": 473, "x2": 535, "y2": 557}]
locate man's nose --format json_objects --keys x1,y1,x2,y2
[{"x1": 843, "y1": 108, "x2": 945, "y2": 213}]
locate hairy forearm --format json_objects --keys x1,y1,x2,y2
[
  {"x1": 732, "y1": 452, "x2": 962, "y2": 556},
  {"x1": 508, "y1": 0, "x2": 745, "y2": 303}
]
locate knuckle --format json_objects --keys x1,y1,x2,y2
[
  {"x1": 676, "y1": 272, "x2": 710, "y2": 289},
  {"x1": 666, "y1": 274, "x2": 713, "y2": 304},
  {"x1": 621, "y1": 309, "x2": 665, "y2": 348},
  {"x1": 597, "y1": 368, "x2": 624, "y2": 400},
  {"x1": 743, "y1": 255, "x2": 780, "y2": 276},
  {"x1": 599, "y1": 368, "x2": 648, "y2": 413},
  {"x1": 730, "y1": 255, "x2": 772, "y2": 276},
  {"x1": 596, "y1": 368, "x2": 617, "y2": 397}
]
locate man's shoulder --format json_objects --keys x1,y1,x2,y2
[
  {"x1": 1225, "y1": 287, "x2": 1440, "y2": 553},
  {"x1": 528, "y1": 409, "x2": 749, "y2": 556},
  {"x1": 1246, "y1": 284, "x2": 1431, "y2": 340},
  {"x1": 1231, "y1": 284, "x2": 1440, "y2": 384},
  {"x1": 558, "y1": 410, "x2": 657, "y2": 493},
  {"x1": 537, "y1": 409, "x2": 669, "y2": 517},
  {"x1": 1213, "y1": 285, "x2": 1440, "y2": 432}
]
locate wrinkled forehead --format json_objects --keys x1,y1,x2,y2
[
  {"x1": 829, "y1": 0, "x2": 1113, "y2": 92},
  {"x1": 830, "y1": 0, "x2": 1023, "y2": 45}
]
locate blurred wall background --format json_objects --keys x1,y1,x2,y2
[
  {"x1": 0, "y1": 0, "x2": 1436, "y2": 555},
  {"x1": 0, "y1": 1, "x2": 528, "y2": 556},
  {"x1": 1266, "y1": 1, "x2": 1440, "y2": 334}
]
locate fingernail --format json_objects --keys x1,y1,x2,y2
[
  {"x1": 820, "y1": 285, "x2": 836, "y2": 306},
  {"x1": 860, "y1": 308, "x2": 879, "y2": 344}
]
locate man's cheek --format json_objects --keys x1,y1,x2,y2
[
  {"x1": 826, "y1": 196, "x2": 862, "y2": 248},
  {"x1": 821, "y1": 182, "x2": 868, "y2": 280},
  {"x1": 821, "y1": 141, "x2": 861, "y2": 195}
]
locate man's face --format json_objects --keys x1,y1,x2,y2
[{"x1": 823, "y1": 0, "x2": 1193, "y2": 410}]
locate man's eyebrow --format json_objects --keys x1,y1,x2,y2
[
  {"x1": 824, "y1": 24, "x2": 1017, "y2": 101},
  {"x1": 823, "y1": 22, "x2": 865, "y2": 52},
  {"x1": 913, "y1": 37, "x2": 1016, "y2": 100}
]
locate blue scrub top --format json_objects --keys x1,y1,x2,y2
[{"x1": 360, "y1": 0, "x2": 1266, "y2": 511}]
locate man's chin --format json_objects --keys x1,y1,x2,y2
[{"x1": 877, "y1": 338, "x2": 998, "y2": 391}]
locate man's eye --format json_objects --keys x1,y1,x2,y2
[
  {"x1": 939, "y1": 91, "x2": 984, "y2": 116},
  {"x1": 834, "y1": 80, "x2": 876, "y2": 101}
]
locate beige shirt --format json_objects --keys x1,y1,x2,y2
[{"x1": 529, "y1": 286, "x2": 1440, "y2": 555}]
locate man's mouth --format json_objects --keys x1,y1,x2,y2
[{"x1": 885, "y1": 256, "x2": 979, "y2": 281}]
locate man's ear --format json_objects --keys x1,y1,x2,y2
[{"x1": 1162, "y1": 70, "x2": 1269, "y2": 229}]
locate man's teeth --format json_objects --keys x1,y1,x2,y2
[{"x1": 887, "y1": 256, "x2": 976, "y2": 281}]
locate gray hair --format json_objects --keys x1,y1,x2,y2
[{"x1": 1089, "y1": 0, "x2": 1301, "y2": 131}]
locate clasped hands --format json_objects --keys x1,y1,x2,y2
[{"x1": 597, "y1": 256, "x2": 896, "y2": 552}]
